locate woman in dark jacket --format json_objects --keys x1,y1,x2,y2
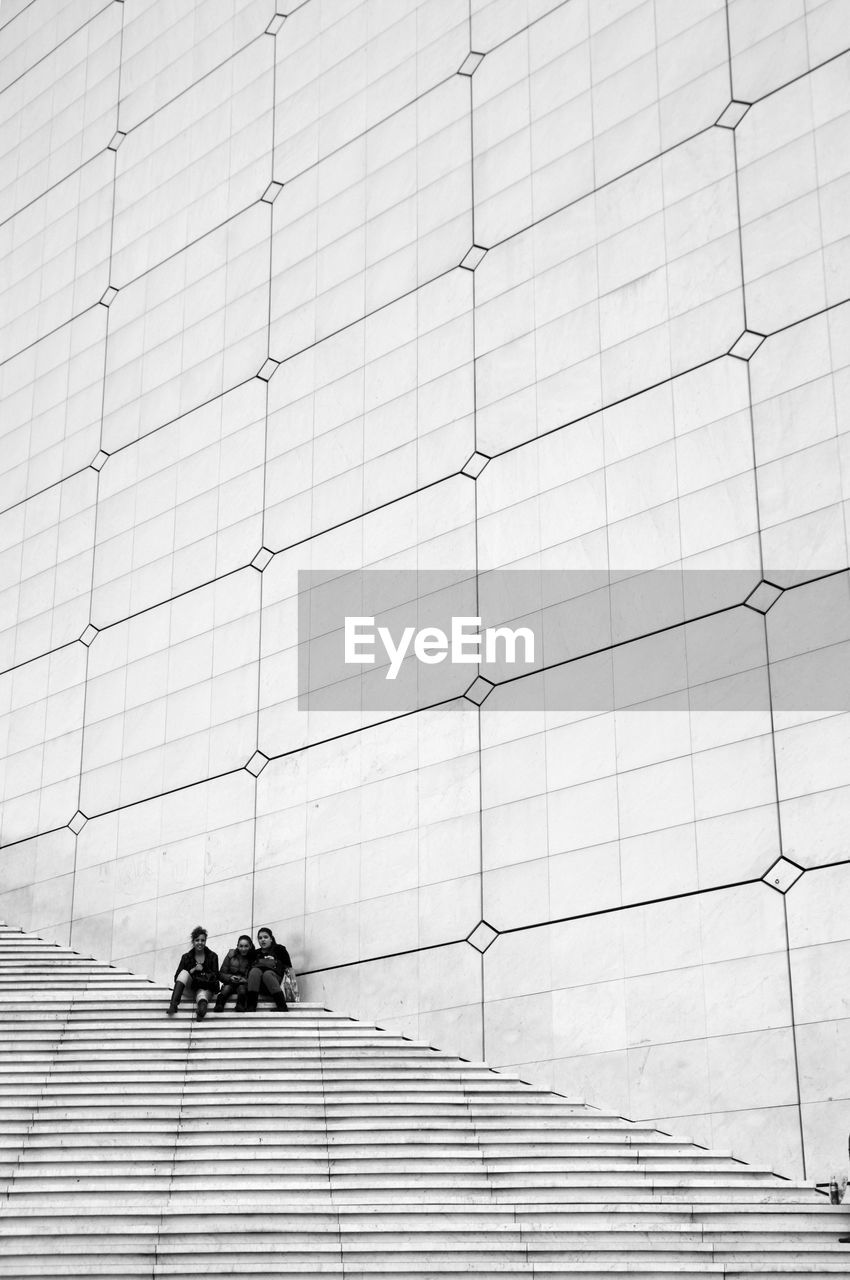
[
  {"x1": 245, "y1": 926, "x2": 291, "y2": 1011},
  {"x1": 167, "y1": 924, "x2": 220, "y2": 1019},
  {"x1": 214, "y1": 934, "x2": 254, "y2": 1012}
]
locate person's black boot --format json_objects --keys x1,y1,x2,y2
[
  {"x1": 213, "y1": 995, "x2": 226, "y2": 1012},
  {"x1": 166, "y1": 981, "x2": 184, "y2": 1015},
  {"x1": 195, "y1": 998, "x2": 208, "y2": 1020},
  {"x1": 273, "y1": 992, "x2": 288, "y2": 1012},
  {"x1": 245, "y1": 992, "x2": 258, "y2": 1012},
  {"x1": 235, "y1": 992, "x2": 246, "y2": 1012}
]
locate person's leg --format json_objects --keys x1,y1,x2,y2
[
  {"x1": 261, "y1": 970, "x2": 288, "y2": 1011},
  {"x1": 167, "y1": 970, "x2": 192, "y2": 1015},
  {"x1": 195, "y1": 987, "x2": 211, "y2": 1019},
  {"x1": 234, "y1": 981, "x2": 248, "y2": 1012},
  {"x1": 245, "y1": 966, "x2": 262, "y2": 1011},
  {"x1": 214, "y1": 983, "x2": 234, "y2": 1012}
]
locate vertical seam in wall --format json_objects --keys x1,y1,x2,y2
[
  {"x1": 721, "y1": 36, "x2": 798, "y2": 1205},
  {"x1": 69, "y1": 2, "x2": 126, "y2": 947},
  {"x1": 724, "y1": 0, "x2": 770, "y2": 582},
  {"x1": 722, "y1": 0, "x2": 735, "y2": 102},
  {"x1": 743, "y1": 358, "x2": 767, "y2": 579},
  {"x1": 252, "y1": 26, "x2": 278, "y2": 937},
  {"x1": 723, "y1": 0, "x2": 755, "y2": 380},
  {"x1": 781, "y1": 892, "x2": 807, "y2": 1179},
  {"x1": 467, "y1": 0, "x2": 486, "y2": 1064},
  {"x1": 478, "y1": 946, "x2": 485, "y2": 1064},
  {"x1": 763, "y1": 598, "x2": 806, "y2": 1175},
  {"x1": 762, "y1": 611, "x2": 787, "y2": 864},
  {"x1": 728, "y1": 127, "x2": 750, "y2": 335}
]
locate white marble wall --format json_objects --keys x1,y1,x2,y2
[{"x1": 1, "y1": 0, "x2": 849, "y2": 1185}]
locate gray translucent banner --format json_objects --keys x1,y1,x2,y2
[{"x1": 296, "y1": 569, "x2": 850, "y2": 712}]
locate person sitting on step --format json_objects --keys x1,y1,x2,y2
[
  {"x1": 167, "y1": 925, "x2": 220, "y2": 1019},
  {"x1": 214, "y1": 934, "x2": 254, "y2": 1012},
  {"x1": 245, "y1": 927, "x2": 291, "y2": 1011}
]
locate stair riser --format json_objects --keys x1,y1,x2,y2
[{"x1": 0, "y1": 923, "x2": 845, "y2": 1277}]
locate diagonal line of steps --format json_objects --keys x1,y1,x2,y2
[{"x1": 0, "y1": 922, "x2": 849, "y2": 1278}]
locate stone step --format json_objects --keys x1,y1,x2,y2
[
  {"x1": 0, "y1": 1125, "x2": 674, "y2": 1148},
  {"x1": 0, "y1": 922, "x2": 846, "y2": 1276},
  {"x1": 3, "y1": 1135, "x2": 735, "y2": 1158},
  {"x1": 0, "y1": 1101, "x2": 581, "y2": 1119},
  {"x1": 0, "y1": 1100, "x2": 601, "y2": 1121},
  {"x1": 0, "y1": 1102, "x2": 794, "y2": 1126},
  {"x1": 1, "y1": 1034, "x2": 420, "y2": 1047},
  {"x1": 0, "y1": 1222, "x2": 843, "y2": 1248},
  {"x1": 0, "y1": 1064, "x2": 499, "y2": 1079},
  {"x1": 7, "y1": 1236, "x2": 842, "y2": 1258},
  {"x1": 1, "y1": 1262, "x2": 847, "y2": 1278},
  {"x1": 0, "y1": 1093, "x2": 556, "y2": 1111},
  {"x1": 3, "y1": 1241, "x2": 844, "y2": 1265},
  {"x1": 5, "y1": 1155, "x2": 752, "y2": 1177},
  {"x1": 0, "y1": 1206, "x2": 835, "y2": 1237},
  {"x1": 0, "y1": 1184, "x2": 825, "y2": 1205},
  {"x1": 0, "y1": 1171, "x2": 805, "y2": 1192},
  {"x1": 0, "y1": 1197, "x2": 834, "y2": 1214}
]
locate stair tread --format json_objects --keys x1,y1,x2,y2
[{"x1": 0, "y1": 923, "x2": 844, "y2": 1276}]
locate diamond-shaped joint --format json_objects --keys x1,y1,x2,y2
[
  {"x1": 68, "y1": 810, "x2": 88, "y2": 835},
  {"x1": 464, "y1": 675, "x2": 494, "y2": 706},
  {"x1": 99, "y1": 286, "x2": 119, "y2": 308},
  {"x1": 251, "y1": 547, "x2": 274, "y2": 573},
  {"x1": 262, "y1": 180, "x2": 284, "y2": 204},
  {"x1": 265, "y1": 13, "x2": 285, "y2": 34},
  {"x1": 716, "y1": 100, "x2": 751, "y2": 130},
  {"x1": 729, "y1": 330, "x2": 766, "y2": 361},
  {"x1": 257, "y1": 358, "x2": 280, "y2": 382},
  {"x1": 458, "y1": 51, "x2": 484, "y2": 76},
  {"x1": 763, "y1": 857, "x2": 804, "y2": 894},
  {"x1": 460, "y1": 244, "x2": 487, "y2": 272},
  {"x1": 90, "y1": 449, "x2": 109, "y2": 473},
  {"x1": 246, "y1": 750, "x2": 269, "y2": 778},
  {"x1": 79, "y1": 623, "x2": 99, "y2": 647},
  {"x1": 462, "y1": 451, "x2": 490, "y2": 480},
  {"x1": 467, "y1": 921, "x2": 498, "y2": 953},
  {"x1": 107, "y1": 130, "x2": 126, "y2": 152},
  {"x1": 745, "y1": 580, "x2": 783, "y2": 614}
]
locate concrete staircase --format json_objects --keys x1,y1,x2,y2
[{"x1": 0, "y1": 923, "x2": 848, "y2": 1277}]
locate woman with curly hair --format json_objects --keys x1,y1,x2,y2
[{"x1": 167, "y1": 925, "x2": 219, "y2": 1019}]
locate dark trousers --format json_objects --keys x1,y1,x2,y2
[
  {"x1": 218, "y1": 981, "x2": 246, "y2": 1004},
  {"x1": 247, "y1": 966, "x2": 282, "y2": 997}
]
